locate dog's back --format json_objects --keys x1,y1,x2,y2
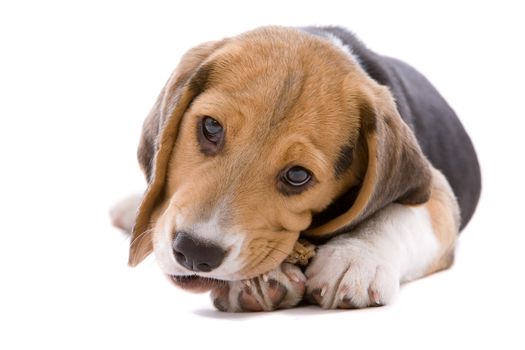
[{"x1": 304, "y1": 26, "x2": 481, "y2": 229}]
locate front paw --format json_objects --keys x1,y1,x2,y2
[
  {"x1": 210, "y1": 263, "x2": 306, "y2": 312},
  {"x1": 305, "y1": 239, "x2": 399, "y2": 309},
  {"x1": 109, "y1": 194, "x2": 142, "y2": 233}
]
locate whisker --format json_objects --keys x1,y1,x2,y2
[
  {"x1": 266, "y1": 246, "x2": 292, "y2": 257},
  {"x1": 240, "y1": 242, "x2": 293, "y2": 276},
  {"x1": 233, "y1": 237, "x2": 306, "y2": 280}
]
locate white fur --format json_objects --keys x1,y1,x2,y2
[
  {"x1": 324, "y1": 32, "x2": 365, "y2": 72},
  {"x1": 109, "y1": 194, "x2": 142, "y2": 232},
  {"x1": 305, "y1": 203, "x2": 439, "y2": 308},
  {"x1": 304, "y1": 29, "x2": 364, "y2": 70}
]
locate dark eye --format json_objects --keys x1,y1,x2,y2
[
  {"x1": 283, "y1": 166, "x2": 312, "y2": 187},
  {"x1": 202, "y1": 116, "x2": 223, "y2": 143}
]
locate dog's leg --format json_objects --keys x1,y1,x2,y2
[
  {"x1": 210, "y1": 263, "x2": 306, "y2": 312},
  {"x1": 109, "y1": 194, "x2": 143, "y2": 233},
  {"x1": 305, "y1": 169, "x2": 460, "y2": 309}
]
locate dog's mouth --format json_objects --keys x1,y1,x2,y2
[{"x1": 168, "y1": 275, "x2": 225, "y2": 293}]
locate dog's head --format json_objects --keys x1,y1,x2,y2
[{"x1": 128, "y1": 27, "x2": 431, "y2": 290}]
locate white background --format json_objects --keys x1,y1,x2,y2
[{"x1": 1, "y1": 1, "x2": 524, "y2": 349}]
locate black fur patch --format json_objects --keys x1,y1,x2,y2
[
  {"x1": 188, "y1": 62, "x2": 214, "y2": 94},
  {"x1": 309, "y1": 185, "x2": 360, "y2": 230},
  {"x1": 334, "y1": 144, "x2": 353, "y2": 178}
]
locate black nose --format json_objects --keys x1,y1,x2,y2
[{"x1": 172, "y1": 232, "x2": 225, "y2": 272}]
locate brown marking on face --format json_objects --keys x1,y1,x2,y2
[{"x1": 424, "y1": 168, "x2": 461, "y2": 275}]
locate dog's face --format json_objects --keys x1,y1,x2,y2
[{"x1": 129, "y1": 27, "x2": 431, "y2": 290}]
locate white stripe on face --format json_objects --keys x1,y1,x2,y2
[{"x1": 153, "y1": 202, "x2": 247, "y2": 280}]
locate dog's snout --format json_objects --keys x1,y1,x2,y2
[{"x1": 172, "y1": 232, "x2": 225, "y2": 272}]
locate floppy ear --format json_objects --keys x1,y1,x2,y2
[
  {"x1": 129, "y1": 40, "x2": 227, "y2": 266},
  {"x1": 305, "y1": 78, "x2": 432, "y2": 237}
]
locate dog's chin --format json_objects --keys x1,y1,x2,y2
[{"x1": 168, "y1": 275, "x2": 225, "y2": 293}]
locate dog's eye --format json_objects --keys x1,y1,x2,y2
[
  {"x1": 202, "y1": 116, "x2": 223, "y2": 143},
  {"x1": 283, "y1": 166, "x2": 312, "y2": 187}
]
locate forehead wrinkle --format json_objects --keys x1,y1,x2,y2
[
  {"x1": 268, "y1": 70, "x2": 306, "y2": 129},
  {"x1": 211, "y1": 43, "x2": 308, "y2": 132},
  {"x1": 192, "y1": 89, "x2": 247, "y2": 127}
]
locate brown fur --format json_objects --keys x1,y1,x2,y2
[
  {"x1": 128, "y1": 27, "x2": 441, "y2": 281},
  {"x1": 424, "y1": 169, "x2": 460, "y2": 275}
]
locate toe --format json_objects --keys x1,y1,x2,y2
[
  {"x1": 238, "y1": 285, "x2": 264, "y2": 312},
  {"x1": 210, "y1": 284, "x2": 230, "y2": 312},
  {"x1": 367, "y1": 266, "x2": 399, "y2": 306},
  {"x1": 368, "y1": 287, "x2": 382, "y2": 306},
  {"x1": 339, "y1": 296, "x2": 358, "y2": 309},
  {"x1": 281, "y1": 263, "x2": 306, "y2": 295},
  {"x1": 267, "y1": 279, "x2": 287, "y2": 309},
  {"x1": 306, "y1": 286, "x2": 328, "y2": 308}
]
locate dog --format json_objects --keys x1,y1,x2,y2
[{"x1": 111, "y1": 26, "x2": 481, "y2": 312}]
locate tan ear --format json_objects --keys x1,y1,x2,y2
[
  {"x1": 305, "y1": 79, "x2": 432, "y2": 237},
  {"x1": 129, "y1": 40, "x2": 228, "y2": 266}
]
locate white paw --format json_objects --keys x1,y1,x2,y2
[
  {"x1": 305, "y1": 237, "x2": 399, "y2": 309},
  {"x1": 109, "y1": 194, "x2": 142, "y2": 233},
  {"x1": 210, "y1": 263, "x2": 306, "y2": 312}
]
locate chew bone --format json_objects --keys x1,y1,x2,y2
[{"x1": 284, "y1": 239, "x2": 316, "y2": 266}]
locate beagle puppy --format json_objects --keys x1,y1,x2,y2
[{"x1": 111, "y1": 26, "x2": 481, "y2": 312}]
